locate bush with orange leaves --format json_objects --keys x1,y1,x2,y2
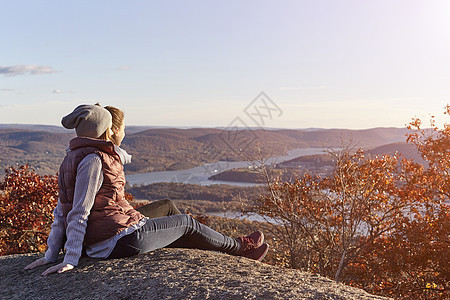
[
  {"x1": 0, "y1": 165, "x2": 58, "y2": 255},
  {"x1": 362, "y1": 104, "x2": 449, "y2": 299},
  {"x1": 253, "y1": 149, "x2": 409, "y2": 278},
  {"x1": 251, "y1": 105, "x2": 449, "y2": 299}
]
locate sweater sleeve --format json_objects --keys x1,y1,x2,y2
[
  {"x1": 62, "y1": 154, "x2": 103, "y2": 266},
  {"x1": 44, "y1": 200, "x2": 66, "y2": 262}
]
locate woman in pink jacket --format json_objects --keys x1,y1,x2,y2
[{"x1": 24, "y1": 104, "x2": 268, "y2": 276}]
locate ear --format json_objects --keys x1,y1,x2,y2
[{"x1": 109, "y1": 127, "x2": 115, "y2": 136}]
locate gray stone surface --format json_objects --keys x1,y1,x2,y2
[{"x1": 1, "y1": 249, "x2": 389, "y2": 299}]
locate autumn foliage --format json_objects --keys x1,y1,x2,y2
[
  {"x1": 0, "y1": 165, "x2": 58, "y2": 255},
  {"x1": 0, "y1": 106, "x2": 448, "y2": 299},
  {"x1": 251, "y1": 105, "x2": 449, "y2": 299}
]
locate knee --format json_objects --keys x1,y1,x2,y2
[
  {"x1": 179, "y1": 213, "x2": 195, "y2": 224},
  {"x1": 160, "y1": 198, "x2": 173, "y2": 206},
  {"x1": 163, "y1": 199, "x2": 181, "y2": 214}
]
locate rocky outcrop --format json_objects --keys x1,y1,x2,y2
[{"x1": 1, "y1": 249, "x2": 388, "y2": 299}]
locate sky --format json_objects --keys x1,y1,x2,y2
[{"x1": 1, "y1": 0, "x2": 449, "y2": 129}]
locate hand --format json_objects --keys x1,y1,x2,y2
[
  {"x1": 24, "y1": 257, "x2": 50, "y2": 270},
  {"x1": 41, "y1": 262, "x2": 74, "y2": 276}
]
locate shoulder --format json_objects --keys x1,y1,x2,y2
[{"x1": 78, "y1": 153, "x2": 103, "y2": 170}]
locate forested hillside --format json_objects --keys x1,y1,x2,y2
[{"x1": 0, "y1": 126, "x2": 410, "y2": 175}]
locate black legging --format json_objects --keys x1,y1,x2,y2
[{"x1": 135, "y1": 199, "x2": 181, "y2": 219}]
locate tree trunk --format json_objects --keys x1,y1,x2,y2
[{"x1": 334, "y1": 248, "x2": 347, "y2": 282}]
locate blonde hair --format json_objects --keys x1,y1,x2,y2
[
  {"x1": 105, "y1": 105, "x2": 124, "y2": 146},
  {"x1": 95, "y1": 103, "x2": 124, "y2": 146}
]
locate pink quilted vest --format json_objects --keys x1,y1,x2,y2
[{"x1": 58, "y1": 137, "x2": 144, "y2": 245}]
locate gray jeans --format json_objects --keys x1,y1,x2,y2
[{"x1": 107, "y1": 214, "x2": 240, "y2": 259}]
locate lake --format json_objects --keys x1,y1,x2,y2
[{"x1": 126, "y1": 147, "x2": 329, "y2": 186}]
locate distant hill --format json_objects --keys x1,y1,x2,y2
[
  {"x1": 209, "y1": 141, "x2": 426, "y2": 185},
  {"x1": 0, "y1": 125, "x2": 412, "y2": 175},
  {"x1": 367, "y1": 142, "x2": 426, "y2": 164},
  {"x1": 0, "y1": 129, "x2": 75, "y2": 175},
  {"x1": 275, "y1": 127, "x2": 410, "y2": 148},
  {"x1": 0, "y1": 124, "x2": 68, "y2": 132},
  {"x1": 278, "y1": 141, "x2": 424, "y2": 167},
  {"x1": 0, "y1": 124, "x2": 196, "y2": 134},
  {"x1": 122, "y1": 127, "x2": 410, "y2": 173}
]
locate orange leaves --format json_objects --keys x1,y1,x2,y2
[
  {"x1": 124, "y1": 191, "x2": 134, "y2": 203},
  {"x1": 0, "y1": 165, "x2": 58, "y2": 256},
  {"x1": 253, "y1": 147, "x2": 408, "y2": 278},
  {"x1": 251, "y1": 108, "x2": 449, "y2": 298}
]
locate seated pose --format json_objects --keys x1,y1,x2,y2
[{"x1": 25, "y1": 104, "x2": 268, "y2": 276}]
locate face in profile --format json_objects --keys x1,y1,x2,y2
[{"x1": 113, "y1": 121, "x2": 126, "y2": 146}]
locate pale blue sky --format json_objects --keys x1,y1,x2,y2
[{"x1": 1, "y1": 0, "x2": 449, "y2": 129}]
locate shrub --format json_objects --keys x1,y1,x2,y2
[
  {"x1": 250, "y1": 105, "x2": 449, "y2": 299},
  {"x1": 0, "y1": 165, "x2": 58, "y2": 255}
]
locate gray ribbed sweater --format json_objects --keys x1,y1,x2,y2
[
  {"x1": 45, "y1": 154, "x2": 104, "y2": 266},
  {"x1": 44, "y1": 146, "x2": 139, "y2": 266}
]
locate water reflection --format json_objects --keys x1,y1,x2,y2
[
  {"x1": 126, "y1": 147, "x2": 328, "y2": 187},
  {"x1": 208, "y1": 211, "x2": 279, "y2": 224}
]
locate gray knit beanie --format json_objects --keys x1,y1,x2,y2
[{"x1": 61, "y1": 104, "x2": 112, "y2": 138}]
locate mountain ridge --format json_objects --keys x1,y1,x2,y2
[{"x1": 0, "y1": 126, "x2": 412, "y2": 175}]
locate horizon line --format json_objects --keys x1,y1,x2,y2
[{"x1": 0, "y1": 123, "x2": 410, "y2": 131}]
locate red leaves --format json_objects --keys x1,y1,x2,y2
[
  {"x1": 0, "y1": 165, "x2": 58, "y2": 255},
  {"x1": 124, "y1": 191, "x2": 134, "y2": 203}
]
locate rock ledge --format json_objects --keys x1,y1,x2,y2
[{"x1": 1, "y1": 249, "x2": 388, "y2": 299}]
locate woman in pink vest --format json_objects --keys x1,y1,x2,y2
[{"x1": 24, "y1": 104, "x2": 269, "y2": 276}]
